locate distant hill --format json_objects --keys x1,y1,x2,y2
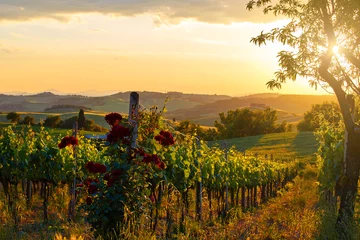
[
  {"x1": 0, "y1": 91, "x2": 231, "y2": 113},
  {"x1": 165, "y1": 94, "x2": 336, "y2": 126},
  {"x1": 0, "y1": 91, "x2": 336, "y2": 127}
]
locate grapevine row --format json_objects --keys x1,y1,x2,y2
[{"x1": 0, "y1": 109, "x2": 301, "y2": 237}]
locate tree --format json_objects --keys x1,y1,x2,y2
[
  {"x1": 247, "y1": 0, "x2": 360, "y2": 226},
  {"x1": 22, "y1": 115, "x2": 36, "y2": 125},
  {"x1": 176, "y1": 120, "x2": 203, "y2": 136},
  {"x1": 175, "y1": 120, "x2": 216, "y2": 141},
  {"x1": 43, "y1": 115, "x2": 62, "y2": 128},
  {"x1": 6, "y1": 112, "x2": 21, "y2": 123},
  {"x1": 62, "y1": 116, "x2": 78, "y2": 129},
  {"x1": 78, "y1": 109, "x2": 86, "y2": 130},
  {"x1": 297, "y1": 102, "x2": 342, "y2": 131},
  {"x1": 214, "y1": 108, "x2": 286, "y2": 139}
]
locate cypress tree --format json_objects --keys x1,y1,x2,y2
[{"x1": 78, "y1": 109, "x2": 86, "y2": 130}]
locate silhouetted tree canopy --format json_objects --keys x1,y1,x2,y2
[
  {"x1": 21, "y1": 115, "x2": 36, "y2": 125},
  {"x1": 43, "y1": 115, "x2": 62, "y2": 128},
  {"x1": 6, "y1": 112, "x2": 21, "y2": 123},
  {"x1": 78, "y1": 109, "x2": 86, "y2": 129}
]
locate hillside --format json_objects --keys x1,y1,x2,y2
[
  {"x1": 210, "y1": 131, "x2": 318, "y2": 160},
  {"x1": 0, "y1": 91, "x2": 336, "y2": 127},
  {"x1": 165, "y1": 94, "x2": 336, "y2": 126},
  {"x1": 0, "y1": 91, "x2": 231, "y2": 114}
]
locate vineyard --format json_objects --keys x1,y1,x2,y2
[{"x1": 0, "y1": 93, "x2": 312, "y2": 239}]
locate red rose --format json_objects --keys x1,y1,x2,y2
[
  {"x1": 88, "y1": 184, "x2": 98, "y2": 194},
  {"x1": 107, "y1": 176, "x2": 119, "y2": 187},
  {"x1": 106, "y1": 125, "x2": 131, "y2": 144},
  {"x1": 85, "y1": 162, "x2": 107, "y2": 174},
  {"x1": 104, "y1": 173, "x2": 111, "y2": 181},
  {"x1": 157, "y1": 161, "x2": 166, "y2": 170},
  {"x1": 58, "y1": 136, "x2": 78, "y2": 149},
  {"x1": 111, "y1": 169, "x2": 123, "y2": 176},
  {"x1": 105, "y1": 113, "x2": 123, "y2": 126},
  {"x1": 154, "y1": 131, "x2": 175, "y2": 146},
  {"x1": 86, "y1": 197, "x2": 92, "y2": 205}
]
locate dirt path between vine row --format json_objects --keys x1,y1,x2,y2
[{"x1": 201, "y1": 165, "x2": 320, "y2": 240}]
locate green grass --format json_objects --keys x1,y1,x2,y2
[
  {"x1": 0, "y1": 122, "x2": 105, "y2": 136},
  {"x1": 0, "y1": 112, "x2": 112, "y2": 128},
  {"x1": 210, "y1": 131, "x2": 318, "y2": 160}
]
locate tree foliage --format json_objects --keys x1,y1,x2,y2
[
  {"x1": 43, "y1": 115, "x2": 62, "y2": 128},
  {"x1": 247, "y1": 0, "x2": 360, "y2": 225},
  {"x1": 6, "y1": 112, "x2": 21, "y2": 123},
  {"x1": 78, "y1": 109, "x2": 86, "y2": 129},
  {"x1": 175, "y1": 120, "x2": 217, "y2": 141},
  {"x1": 21, "y1": 115, "x2": 36, "y2": 125},
  {"x1": 297, "y1": 102, "x2": 342, "y2": 131},
  {"x1": 214, "y1": 108, "x2": 286, "y2": 139}
]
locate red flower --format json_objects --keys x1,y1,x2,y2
[
  {"x1": 85, "y1": 162, "x2": 107, "y2": 174},
  {"x1": 88, "y1": 184, "x2": 98, "y2": 194},
  {"x1": 111, "y1": 169, "x2": 123, "y2": 176},
  {"x1": 105, "y1": 113, "x2": 123, "y2": 127},
  {"x1": 157, "y1": 161, "x2": 166, "y2": 170},
  {"x1": 142, "y1": 154, "x2": 161, "y2": 165},
  {"x1": 76, "y1": 183, "x2": 84, "y2": 188},
  {"x1": 134, "y1": 148, "x2": 146, "y2": 156},
  {"x1": 84, "y1": 178, "x2": 99, "y2": 186},
  {"x1": 58, "y1": 136, "x2": 78, "y2": 149},
  {"x1": 154, "y1": 131, "x2": 175, "y2": 146},
  {"x1": 107, "y1": 176, "x2": 119, "y2": 187},
  {"x1": 86, "y1": 197, "x2": 92, "y2": 205},
  {"x1": 104, "y1": 173, "x2": 111, "y2": 181},
  {"x1": 107, "y1": 125, "x2": 131, "y2": 144}
]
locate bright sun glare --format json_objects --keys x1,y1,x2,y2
[{"x1": 332, "y1": 45, "x2": 339, "y2": 55}]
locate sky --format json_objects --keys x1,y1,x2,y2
[{"x1": 0, "y1": 0, "x2": 326, "y2": 96}]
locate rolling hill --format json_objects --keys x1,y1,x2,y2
[{"x1": 0, "y1": 91, "x2": 336, "y2": 127}]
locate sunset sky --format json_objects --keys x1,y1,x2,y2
[{"x1": 0, "y1": 0, "x2": 326, "y2": 96}]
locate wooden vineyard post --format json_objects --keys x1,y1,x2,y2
[
  {"x1": 195, "y1": 138, "x2": 202, "y2": 221},
  {"x1": 222, "y1": 142, "x2": 229, "y2": 217},
  {"x1": 128, "y1": 92, "x2": 139, "y2": 149},
  {"x1": 69, "y1": 121, "x2": 78, "y2": 221}
]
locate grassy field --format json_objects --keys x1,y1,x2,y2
[
  {"x1": 211, "y1": 131, "x2": 318, "y2": 160},
  {"x1": 0, "y1": 112, "x2": 111, "y2": 128},
  {"x1": 0, "y1": 122, "x2": 105, "y2": 136}
]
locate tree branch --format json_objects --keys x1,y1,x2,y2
[
  {"x1": 319, "y1": 64, "x2": 355, "y2": 131},
  {"x1": 340, "y1": 48, "x2": 360, "y2": 70},
  {"x1": 319, "y1": 2, "x2": 355, "y2": 132}
]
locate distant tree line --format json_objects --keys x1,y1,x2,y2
[{"x1": 5, "y1": 110, "x2": 107, "y2": 132}]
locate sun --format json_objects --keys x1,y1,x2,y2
[{"x1": 332, "y1": 45, "x2": 339, "y2": 56}]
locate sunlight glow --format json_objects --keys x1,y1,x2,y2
[{"x1": 332, "y1": 45, "x2": 339, "y2": 56}]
